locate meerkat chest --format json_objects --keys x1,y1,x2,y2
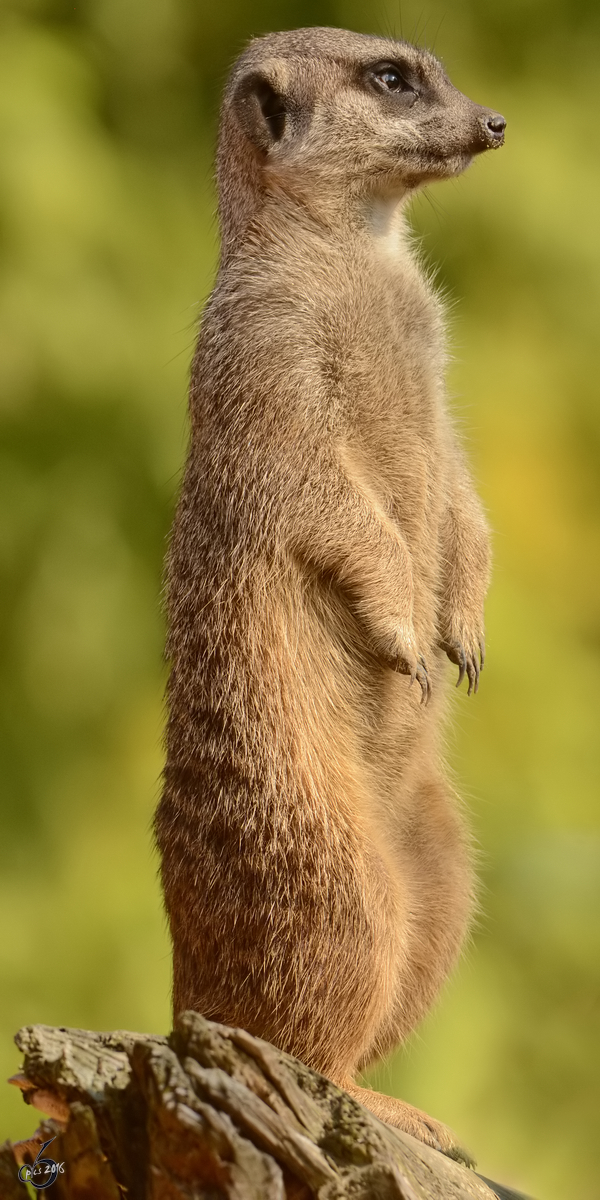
[
  {"x1": 323, "y1": 224, "x2": 447, "y2": 527},
  {"x1": 339, "y1": 258, "x2": 445, "y2": 444},
  {"x1": 359, "y1": 202, "x2": 446, "y2": 406}
]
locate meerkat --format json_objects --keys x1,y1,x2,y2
[{"x1": 155, "y1": 27, "x2": 505, "y2": 1160}]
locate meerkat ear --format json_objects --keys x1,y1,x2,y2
[{"x1": 232, "y1": 69, "x2": 289, "y2": 153}]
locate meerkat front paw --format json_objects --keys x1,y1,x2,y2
[
  {"x1": 440, "y1": 633, "x2": 484, "y2": 696},
  {"x1": 380, "y1": 625, "x2": 431, "y2": 705}
]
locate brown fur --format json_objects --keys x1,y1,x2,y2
[{"x1": 155, "y1": 27, "x2": 504, "y2": 1159}]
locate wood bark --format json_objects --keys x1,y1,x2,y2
[{"x1": 5, "y1": 1012, "x2": 533, "y2": 1200}]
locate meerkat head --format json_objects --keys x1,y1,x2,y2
[{"x1": 218, "y1": 27, "x2": 505, "y2": 241}]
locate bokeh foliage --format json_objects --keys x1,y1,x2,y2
[{"x1": 1, "y1": 1, "x2": 599, "y2": 1196}]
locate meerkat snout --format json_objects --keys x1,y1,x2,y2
[
  {"x1": 486, "y1": 113, "x2": 506, "y2": 139},
  {"x1": 470, "y1": 109, "x2": 506, "y2": 154}
]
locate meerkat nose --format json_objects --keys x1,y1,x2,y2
[{"x1": 485, "y1": 113, "x2": 506, "y2": 144}]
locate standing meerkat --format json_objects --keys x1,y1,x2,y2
[{"x1": 156, "y1": 27, "x2": 505, "y2": 1160}]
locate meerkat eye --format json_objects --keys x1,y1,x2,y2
[
  {"x1": 377, "y1": 67, "x2": 403, "y2": 90},
  {"x1": 370, "y1": 62, "x2": 414, "y2": 95}
]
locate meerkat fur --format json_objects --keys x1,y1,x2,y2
[{"x1": 155, "y1": 27, "x2": 505, "y2": 1161}]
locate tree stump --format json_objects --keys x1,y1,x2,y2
[{"x1": 4, "y1": 1012, "x2": 532, "y2": 1199}]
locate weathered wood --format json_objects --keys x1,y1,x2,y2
[
  {"x1": 0, "y1": 1139, "x2": 29, "y2": 1198},
  {"x1": 7, "y1": 1012, "x2": 532, "y2": 1200}
]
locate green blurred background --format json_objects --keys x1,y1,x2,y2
[{"x1": 0, "y1": 0, "x2": 599, "y2": 1195}]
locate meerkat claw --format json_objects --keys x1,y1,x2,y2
[
  {"x1": 457, "y1": 656, "x2": 467, "y2": 689},
  {"x1": 416, "y1": 658, "x2": 431, "y2": 705},
  {"x1": 466, "y1": 655, "x2": 478, "y2": 696},
  {"x1": 455, "y1": 645, "x2": 467, "y2": 688},
  {"x1": 441, "y1": 639, "x2": 467, "y2": 688},
  {"x1": 479, "y1": 639, "x2": 486, "y2": 670}
]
